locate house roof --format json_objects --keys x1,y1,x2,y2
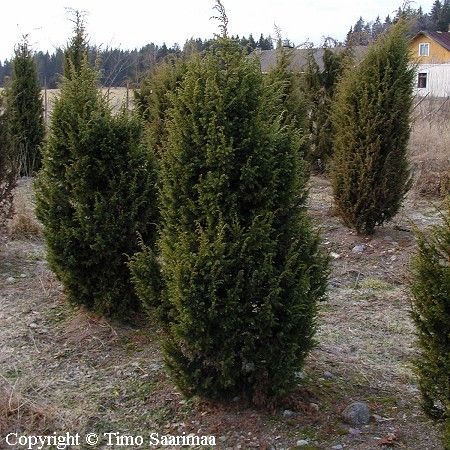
[
  {"x1": 414, "y1": 31, "x2": 450, "y2": 52},
  {"x1": 258, "y1": 46, "x2": 368, "y2": 73}
]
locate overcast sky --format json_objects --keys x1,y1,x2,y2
[{"x1": 1, "y1": 0, "x2": 434, "y2": 60}]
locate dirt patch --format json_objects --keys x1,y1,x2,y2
[{"x1": 0, "y1": 177, "x2": 445, "y2": 449}]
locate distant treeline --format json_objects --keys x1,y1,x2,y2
[
  {"x1": 346, "y1": 0, "x2": 450, "y2": 45},
  {"x1": 0, "y1": 34, "x2": 274, "y2": 88}
]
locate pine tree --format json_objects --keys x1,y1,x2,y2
[
  {"x1": 411, "y1": 200, "x2": 450, "y2": 449},
  {"x1": 331, "y1": 21, "x2": 414, "y2": 235},
  {"x1": 35, "y1": 42, "x2": 158, "y2": 318},
  {"x1": 430, "y1": 0, "x2": 443, "y2": 30},
  {"x1": 155, "y1": 36, "x2": 327, "y2": 402},
  {"x1": 5, "y1": 36, "x2": 44, "y2": 176},
  {"x1": 0, "y1": 93, "x2": 18, "y2": 224}
]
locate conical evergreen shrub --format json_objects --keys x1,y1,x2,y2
[
  {"x1": 5, "y1": 36, "x2": 44, "y2": 176},
  {"x1": 331, "y1": 21, "x2": 414, "y2": 234},
  {"x1": 411, "y1": 199, "x2": 450, "y2": 449},
  {"x1": 154, "y1": 37, "x2": 327, "y2": 402},
  {"x1": 35, "y1": 54, "x2": 158, "y2": 318},
  {"x1": 0, "y1": 93, "x2": 18, "y2": 224},
  {"x1": 304, "y1": 47, "x2": 346, "y2": 172},
  {"x1": 134, "y1": 56, "x2": 187, "y2": 153},
  {"x1": 63, "y1": 11, "x2": 89, "y2": 79},
  {"x1": 265, "y1": 43, "x2": 309, "y2": 134},
  {"x1": 130, "y1": 57, "x2": 188, "y2": 316}
]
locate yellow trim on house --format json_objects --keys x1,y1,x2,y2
[{"x1": 410, "y1": 33, "x2": 450, "y2": 64}]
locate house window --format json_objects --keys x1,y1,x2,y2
[
  {"x1": 417, "y1": 72, "x2": 427, "y2": 88},
  {"x1": 419, "y1": 43, "x2": 429, "y2": 56}
]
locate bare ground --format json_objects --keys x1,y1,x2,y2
[{"x1": 0, "y1": 177, "x2": 445, "y2": 450}]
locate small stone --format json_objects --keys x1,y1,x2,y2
[
  {"x1": 348, "y1": 428, "x2": 361, "y2": 435},
  {"x1": 242, "y1": 362, "x2": 255, "y2": 373},
  {"x1": 331, "y1": 252, "x2": 341, "y2": 259},
  {"x1": 324, "y1": 371, "x2": 334, "y2": 379},
  {"x1": 28, "y1": 322, "x2": 38, "y2": 329},
  {"x1": 352, "y1": 244, "x2": 366, "y2": 254},
  {"x1": 342, "y1": 401, "x2": 370, "y2": 426},
  {"x1": 282, "y1": 409, "x2": 295, "y2": 418},
  {"x1": 20, "y1": 273, "x2": 26, "y2": 278},
  {"x1": 294, "y1": 370, "x2": 307, "y2": 380},
  {"x1": 148, "y1": 362, "x2": 163, "y2": 371},
  {"x1": 296, "y1": 440, "x2": 309, "y2": 446},
  {"x1": 332, "y1": 445, "x2": 344, "y2": 450},
  {"x1": 309, "y1": 402, "x2": 319, "y2": 412},
  {"x1": 6, "y1": 277, "x2": 15, "y2": 283}
]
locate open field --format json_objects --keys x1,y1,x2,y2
[{"x1": 0, "y1": 162, "x2": 447, "y2": 449}]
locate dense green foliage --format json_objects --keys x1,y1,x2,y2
[
  {"x1": 0, "y1": 93, "x2": 17, "y2": 224},
  {"x1": 411, "y1": 200, "x2": 450, "y2": 449},
  {"x1": 149, "y1": 37, "x2": 328, "y2": 402},
  {"x1": 304, "y1": 47, "x2": 347, "y2": 172},
  {"x1": 265, "y1": 44, "x2": 309, "y2": 149},
  {"x1": 35, "y1": 53, "x2": 158, "y2": 319},
  {"x1": 134, "y1": 57, "x2": 188, "y2": 153},
  {"x1": 63, "y1": 12, "x2": 89, "y2": 79},
  {"x1": 5, "y1": 37, "x2": 44, "y2": 176},
  {"x1": 331, "y1": 22, "x2": 414, "y2": 235}
]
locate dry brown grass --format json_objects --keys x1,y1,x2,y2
[
  {"x1": 0, "y1": 383, "x2": 59, "y2": 436},
  {"x1": 7, "y1": 178, "x2": 42, "y2": 240},
  {"x1": 409, "y1": 112, "x2": 450, "y2": 198}
]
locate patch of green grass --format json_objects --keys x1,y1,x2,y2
[
  {"x1": 300, "y1": 426, "x2": 318, "y2": 439},
  {"x1": 45, "y1": 301, "x2": 76, "y2": 325},
  {"x1": 127, "y1": 378, "x2": 159, "y2": 402},
  {"x1": 4, "y1": 367, "x2": 22, "y2": 379},
  {"x1": 355, "y1": 277, "x2": 393, "y2": 290},
  {"x1": 367, "y1": 394, "x2": 398, "y2": 407},
  {"x1": 151, "y1": 405, "x2": 173, "y2": 425},
  {"x1": 292, "y1": 446, "x2": 320, "y2": 450},
  {"x1": 25, "y1": 251, "x2": 43, "y2": 263}
]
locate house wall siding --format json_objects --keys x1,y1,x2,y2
[
  {"x1": 410, "y1": 35, "x2": 450, "y2": 64},
  {"x1": 415, "y1": 64, "x2": 450, "y2": 97}
]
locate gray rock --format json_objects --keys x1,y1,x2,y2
[
  {"x1": 294, "y1": 370, "x2": 307, "y2": 380},
  {"x1": 28, "y1": 322, "x2": 38, "y2": 329},
  {"x1": 6, "y1": 277, "x2": 15, "y2": 283},
  {"x1": 282, "y1": 409, "x2": 295, "y2": 418},
  {"x1": 332, "y1": 445, "x2": 344, "y2": 450},
  {"x1": 348, "y1": 428, "x2": 361, "y2": 435},
  {"x1": 242, "y1": 362, "x2": 255, "y2": 373},
  {"x1": 309, "y1": 402, "x2": 319, "y2": 412},
  {"x1": 341, "y1": 401, "x2": 370, "y2": 426},
  {"x1": 296, "y1": 440, "x2": 309, "y2": 447},
  {"x1": 324, "y1": 371, "x2": 334, "y2": 379},
  {"x1": 148, "y1": 362, "x2": 163, "y2": 371},
  {"x1": 352, "y1": 244, "x2": 366, "y2": 254}
]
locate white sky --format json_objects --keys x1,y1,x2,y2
[{"x1": 1, "y1": 0, "x2": 434, "y2": 60}]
